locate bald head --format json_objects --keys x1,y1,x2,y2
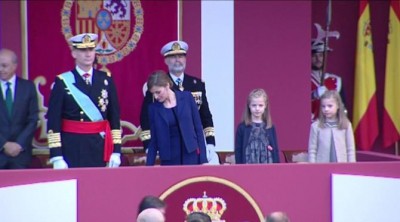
[
  {"x1": 0, "y1": 48, "x2": 18, "y2": 81},
  {"x1": 0, "y1": 49, "x2": 18, "y2": 64},
  {"x1": 137, "y1": 208, "x2": 165, "y2": 222},
  {"x1": 265, "y1": 211, "x2": 290, "y2": 222}
]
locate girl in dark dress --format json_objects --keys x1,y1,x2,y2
[{"x1": 235, "y1": 89, "x2": 280, "y2": 164}]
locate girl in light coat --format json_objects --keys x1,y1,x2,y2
[{"x1": 308, "y1": 90, "x2": 356, "y2": 163}]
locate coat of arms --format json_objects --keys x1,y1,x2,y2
[{"x1": 61, "y1": 0, "x2": 144, "y2": 66}]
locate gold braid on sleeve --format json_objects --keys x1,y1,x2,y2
[
  {"x1": 47, "y1": 130, "x2": 62, "y2": 148},
  {"x1": 111, "y1": 129, "x2": 122, "y2": 144},
  {"x1": 203, "y1": 127, "x2": 215, "y2": 137}
]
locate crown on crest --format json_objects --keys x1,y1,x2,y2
[{"x1": 183, "y1": 191, "x2": 227, "y2": 221}]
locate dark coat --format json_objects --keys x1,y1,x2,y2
[
  {"x1": 146, "y1": 90, "x2": 207, "y2": 165},
  {"x1": 235, "y1": 122, "x2": 280, "y2": 164},
  {"x1": 0, "y1": 77, "x2": 38, "y2": 168},
  {"x1": 140, "y1": 73, "x2": 215, "y2": 149},
  {"x1": 46, "y1": 69, "x2": 121, "y2": 167}
]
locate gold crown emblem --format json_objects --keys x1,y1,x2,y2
[
  {"x1": 172, "y1": 42, "x2": 182, "y2": 51},
  {"x1": 82, "y1": 34, "x2": 92, "y2": 44},
  {"x1": 183, "y1": 192, "x2": 227, "y2": 221}
]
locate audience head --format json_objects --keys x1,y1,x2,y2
[
  {"x1": 265, "y1": 211, "x2": 290, "y2": 222},
  {"x1": 138, "y1": 195, "x2": 166, "y2": 215},
  {"x1": 185, "y1": 212, "x2": 212, "y2": 222},
  {"x1": 136, "y1": 208, "x2": 165, "y2": 222}
]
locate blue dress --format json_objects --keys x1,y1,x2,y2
[{"x1": 160, "y1": 106, "x2": 200, "y2": 165}]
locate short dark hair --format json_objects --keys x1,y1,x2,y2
[
  {"x1": 186, "y1": 212, "x2": 211, "y2": 222},
  {"x1": 137, "y1": 195, "x2": 166, "y2": 215}
]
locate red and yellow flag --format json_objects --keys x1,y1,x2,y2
[
  {"x1": 383, "y1": 1, "x2": 400, "y2": 148},
  {"x1": 352, "y1": 0, "x2": 379, "y2": 150}
]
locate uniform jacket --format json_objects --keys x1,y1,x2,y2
[
  {"x1": 46, "y1": 69, "x2": 121, "y2": 167},
  {"x1": 0, "y1": 77, "x2": 38, "y2": 167},
  {"x1": 140, "y1": 73, "x2": 215, "y2": 149},
  {"x1": 146, "y1": 90, "x2": 207, "y2": 165},
  {"x1": 308, "y1": 121, "x2": 356, "y2": 163},
  {"x1": 235, "y1": 122, "x2": 280, "y2": 164},
  {"x1": 311, "y1": 72, "x2": 346, "y2": 121}
]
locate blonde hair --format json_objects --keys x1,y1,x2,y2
[
  {"x1": 318, "y1": 90, "x2": 349, "y2": 129},
  {"x1": 242, "y1": 88, "x2": 272, "y2": 128}
]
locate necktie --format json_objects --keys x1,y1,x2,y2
[
  {"x1": 83, "y1": 73, "x2": 91, "y2": 85},
  {"x1": 176, "y1": 78, "x2": 184, "y2": 91},
  {"x1": 5, "y1": 82, "x2": 13, "y2": 117}
]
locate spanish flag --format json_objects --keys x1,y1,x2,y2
[
  {"x1": 383, "y1": 1, "x2": 400, "y2": 148},
  {"x1": 352, "y1": 0, "x2": 378, "y2": 150}
]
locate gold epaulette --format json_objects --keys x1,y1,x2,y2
[
  {"x1": 47, "y1": 130, "x2": 61, "y2": 148},
  {"x1": 140, "y1": 130, "x2": 151, "y2": 141},
  {"x1": 204, "y1": 127, "x2": 215, "y2": 137},
  {"x1": 112, "y1": 129, "x2": 122, "y2": 144}
]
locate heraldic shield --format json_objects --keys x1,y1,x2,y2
[{"x1": 61, "y1": 0, "x2": 144, "y2": 65}]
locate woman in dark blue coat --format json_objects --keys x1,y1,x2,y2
[{"x1": 145, "y1": 71, "x2": 207, "y2": 165}]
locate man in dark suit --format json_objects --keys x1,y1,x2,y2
[
  {"x1": 140, "y1": 40, "x2": 219, "y2": 164},
  {"x1": 46, "y1": 33, "x2": 122, "y2": 169},
  {"x1": 0, "y1": 48, "x2": 39, "y2": 169}
]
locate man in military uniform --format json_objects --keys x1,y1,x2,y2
[
  {"x1": 140, "y1": 40, "x2": 219, "y2": 164},
  {"x1": 311, "y1": 40, "x2": 346, "y2": 121},
  {"x1": 47, "y1": 33, "x2": 122, "y2": 169}
]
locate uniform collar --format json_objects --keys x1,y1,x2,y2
[
  {"x1": 169, "y1": 73, "x2": 184, "y2": 84},
  {"x1": 76, "y1": 65, "x2": 93, "y2": 77}
]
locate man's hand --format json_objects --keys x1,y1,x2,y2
[
  {"x1": 49, "y1": 156, "x2": 68, "y2": 169},
  {"x1": 206, "y1": 144, "x2": 220, "y2": 165},
  {"x1": 108, "y1": 153, "x2": 121, "y2": 168},
  {"x1": 3, "y1": 142, "x2": 22, "y2": 157}
]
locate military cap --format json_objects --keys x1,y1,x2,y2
[
  {"x1": 160, "y1": 40, "x2": 188, "y2": 57},
  {"x1": 69, "y1": 33, "x2": 98, "y2": 49}
]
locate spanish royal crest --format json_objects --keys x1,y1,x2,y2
[
  {"x1": 61, "y1": 0, "x2": 144, "y2": 65},
  {"x1": 183, "y1": 192, "x2": 227, "y2": 221}
]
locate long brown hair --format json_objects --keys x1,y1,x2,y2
[
  {"x1": 242, "y1": 88, "x2": 272, "y2": 128},
  {"x1": 147, "y1": 70, "x2": 173, "y2": 90},
  {"x1": 318, "y1": 90, "x2": 350, "y2": 129}
]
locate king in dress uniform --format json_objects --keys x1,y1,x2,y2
[
  {"x1": 311, "y1": 40, "x2": 346, "y2": 121},
  {"x1": 47, "y1": 33, "x2": 122, "y2": 169},
  {"x1": 140, "y1": 40, "x2": 219, "y2": 164}
]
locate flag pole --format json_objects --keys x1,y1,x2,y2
[{"x1": 321, "y1": 0, "x2": 332, "y2": 84}]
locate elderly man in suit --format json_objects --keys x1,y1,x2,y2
[{"x1": 0, "y1": 48, "x2": 39, "y2": 169}]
